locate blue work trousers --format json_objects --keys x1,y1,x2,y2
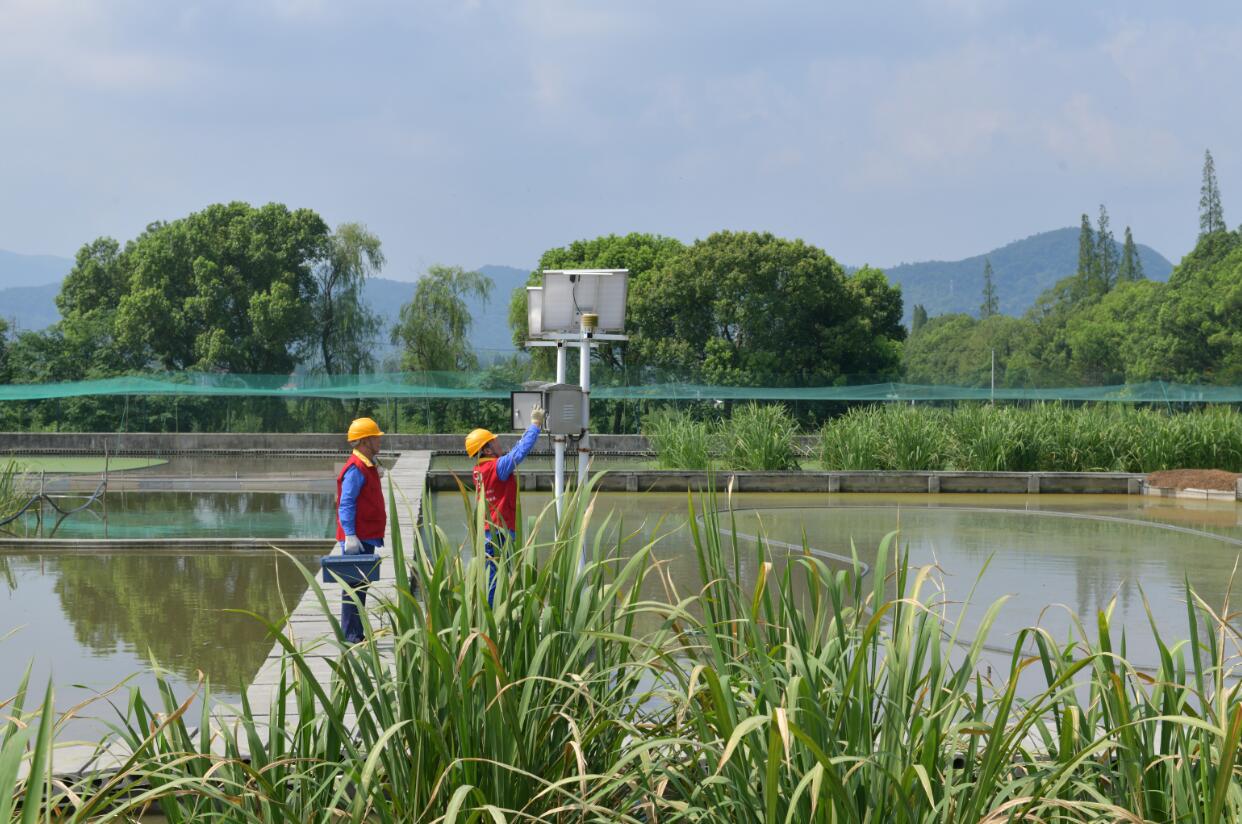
[
  {"x1": 484, "y1": 529, "x2": 515, "y2": 607},
  {"x1": 340, "y1": 538, "x2": 381, "y2": 643}
]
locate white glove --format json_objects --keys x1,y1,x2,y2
[
  {"x1": 531, "y1": 405, "x2": 546, "y2": 428},
  {"x1": 343, "y1": 535, "x2": 363, "y2": 555}
]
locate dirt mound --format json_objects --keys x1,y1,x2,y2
[{"x1": 1146, "y1": 469, "x2": 1241, "y2": 492}]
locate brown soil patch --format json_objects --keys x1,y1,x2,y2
[{"x1": 1146, "y1": 469, "x2": 1242, "y2": 491}]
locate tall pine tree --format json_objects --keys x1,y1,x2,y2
[
  {"x1": 980, "y1": 258, "x2": 999, "y2": 318},
  {"x1": 1200, "y1": 149, "x2": 1226, "y2": 235},
  {"x1": 1095, "y1": 204, "x2": 1118, "y2": 293},
  {"x1": 1075, "y1": 213, "x2": 1099, "y2": 300},
  {"x1": 1118, "y1": 226, "x2": 1145, "y2": 282},
  {"x1": 911, "y1": 304, "x2": 928, "y2": 334}
]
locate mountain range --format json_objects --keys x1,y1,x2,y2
[
  {"x1": 879, "y1": 227, "x2": 1173, "y2": 322},
  {"x1": 0, "y1": 229, "x2": 1177, "y2": 347}
]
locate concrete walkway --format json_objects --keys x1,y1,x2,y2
[{"x1": 242, "y1": 450, "x2": 430, "y2": 724}]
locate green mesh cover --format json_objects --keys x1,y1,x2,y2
[{"x1": 1, "y1": 373, "x2": 1240, "y2": 402}]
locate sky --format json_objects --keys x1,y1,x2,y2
[{"x1": 2, "y1": 0, "x2": 1240, "y2": 283}]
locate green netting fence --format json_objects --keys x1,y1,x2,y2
[{"x1": 1, "y1": 373, "x2": 1241, "y2": 403}]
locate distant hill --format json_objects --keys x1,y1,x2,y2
[
  {"x1": 0, "y1": 282, "x2": 61, "y2": 333},
  {"x1": 881, "y1": 228, "x2": 1174, "y2": 323},
  {"x1": 0, "y1": 249, "x2": 72, "y2": 289}
]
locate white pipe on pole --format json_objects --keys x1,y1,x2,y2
[
  {"x1": 553, "y1": 343, "x2": 567, "y2": 521},
  {"x1": 577, "y1": 322, "x2": 591, "y2": 492}
]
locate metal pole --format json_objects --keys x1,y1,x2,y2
[
  {"x1": 553, "y1": 343, "x2": 567, "y2": 520},
  {"x1": 103, "y1": 443, "x2": 110, "y2": 539},
  {"x1": 991, "y1": 349, "x2": 995, "y2": 405},
  {"x1": 577, "y1": 322, "x2": 592, "y2": 493}
]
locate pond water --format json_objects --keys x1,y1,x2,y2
[
  {"x1": 0, "y1": 549, "x2": 322, "y2": 739},
  {"x1": 430, "y1": 491, "x2": 1242, "y2": 672}
]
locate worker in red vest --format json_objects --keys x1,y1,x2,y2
[
  {"x1": 335, "y1": 417, "x2": 386, "y2": 643},
  {"x1": 466, "y1": 406, "x2": 544, "y2": 605}
]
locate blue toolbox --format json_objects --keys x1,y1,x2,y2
[{"x1": 320, "y1": 553, "x2": 381, "y2": 587}]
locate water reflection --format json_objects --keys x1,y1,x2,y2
[{"x1": 1, "y1": 549, "x2": 322, "y2": 734}]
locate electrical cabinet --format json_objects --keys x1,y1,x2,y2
[{"x1": 510, "y1": 383, "x2": 583, "y2": 435}]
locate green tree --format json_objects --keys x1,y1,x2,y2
[
  {"x1": 911, "y1": 304, "x2": 928, "y2": 334},
  {"x1": 309, "y1": 223, "x2": 385, "y2": 375},
  {"x1": 980, "y1": 258, "x2": 999, "y2": 318},
  {"x1": 1154, "y1": 228, "x2": 1242, "y2": 382},
  {"x1": 1200, "y1": 148, "x2": 1226, "y2": 236},
  {"x1": 108, "y1": 202, "x2": 331, "y2": 373},
  {"x1": 1118, "y1": 226, "x2": 1145, "y2": 282},
  {"x1": 1075, "y1": 213, "x2": 1099, "y2": 300},
  {"x1": 903, "y1": 312, "x2": 1032, "y2": 386},
  {"x1": 1095, "y1": 204, "x2": 1118, "y2": 293},
  {"x1": 634, "y1": 232, "x2": 904, "y2": 385},
  {"x1": 20, "y1": 202, "x2": 335, "y2": 431},
  {"x1": 392, "y1": 265, "x2": 493, "y2": 371},
  {"x1": 1064, "y1": 280, "x2": 1167, "y2": 384}
]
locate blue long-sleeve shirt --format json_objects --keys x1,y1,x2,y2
[
  {"x1": 339, "y1": 466, "x2": 383, "y2": 547},
  {"x1": 495, "y1": 425, "x2": 541, "y2": 481}
]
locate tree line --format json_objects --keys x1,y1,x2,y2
[
  {"x1": 905, "y1": 149, "x2": 1241, "y2": 388},
  {"x1": 1, "y1": 149, "x2": 1239, "y2": 433},
  {"x1": 0, "y1": 205, "x2": 905, "y2": 432}
]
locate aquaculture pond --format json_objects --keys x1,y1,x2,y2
[
  {"x1": 5, "y1": 454, "x2": 350, "y2": 479},
  {"x1": 2, "y1": 491, "x2": 338, "y2": 539},
  {"x1": 430, "y1": 491, "x2": 1242, "y2": 674},
  {"x1": 0, "y1": 548, "x2": 323, "y2": 738}
]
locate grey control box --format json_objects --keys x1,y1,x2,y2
[{"x1": 511, "y1": 382, "x2": 583, "y2": 435}]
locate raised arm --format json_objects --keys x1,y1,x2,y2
[{"x1": 495, "y1": 424, "x2": 541, "y2": 481}]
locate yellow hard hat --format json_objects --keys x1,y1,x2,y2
[
  {"x1": 347, "y1": 417, "x2": 384, "y2": 442},
  {"x1": 465, "y1": 428, "x2": 497, "y2": 457}
]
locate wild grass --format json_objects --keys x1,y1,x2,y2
[
  {"x1": 5, "y1": 477, "x2": 1242, "y2": 821},
  {"x1": 821, "y1": 403, "x2": 1242, "y2": 472}
]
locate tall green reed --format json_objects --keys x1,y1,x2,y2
[
  {"x1": 644, "y1": 407, "x2": 713, "y2": 469},
  {"x1": 820, "y1": 403, "x2": 1242, "y2": 473},
  {"x1": 720, "y1": 402, "x2": 800, "y2": 470},
  {"x1": 0, "y1": 460, "x2": 30, "y2": 519}
]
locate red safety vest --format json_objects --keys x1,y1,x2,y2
[
  {"x1": 473, "y1": 457, "x2": 518, "y2": 532},
  {"x1": 335, "y1": 452, "x2": 387, "y2": 541}
]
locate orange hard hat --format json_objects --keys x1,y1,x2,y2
[
  {"x1": 347, "y1": 417, "x2": 384, "y2": 442},
  {"x1": 465, "y1": 428, "x2": 497, "y2": 457}
]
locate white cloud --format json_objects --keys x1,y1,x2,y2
[{"x1": 0, "y1": 0, "x2": 193, "y2": 92}]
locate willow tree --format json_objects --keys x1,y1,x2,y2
[
  {"x1": 392, "y1": 265, "x2": 493, "y2": 372},
  {"x1": 310, "y1": 222, "x2": 385, "y2": 375}
]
